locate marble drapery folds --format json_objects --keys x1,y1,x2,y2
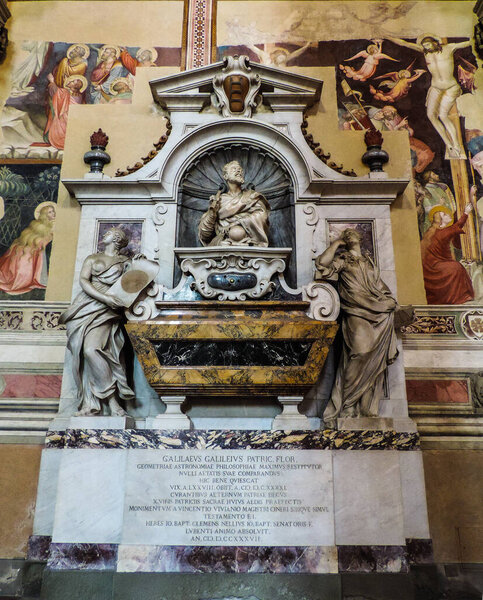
[
  {"x1": 316, "y1": 250, "x2": 398, "y2": 428},
  {"x1": 60, "y1": 259, "x2": 135, "y2": 415}
]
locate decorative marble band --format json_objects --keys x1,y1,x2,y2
[
  {"x1": 45, "y1": 428, "x2": 420, "y2": 451},
  {"x1": 400, "y1": 307, "x2": 483, "y2": 341},
  {"x1": 185, "y1": 0, "x2": 213, "y2": 69},
  {"x1": 401, "y1": 315, "x2": 457, "y2": 336},
  {"x1": 0, "y1": 303, "x2": 69, "y2": 331},
  {"x1": 33, "y1": 540, "x2": 431, "y2": 572}
]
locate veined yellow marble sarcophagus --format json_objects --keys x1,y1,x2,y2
[{"x1": 126, "y1": 301, "x2": 338, "y2": 397}]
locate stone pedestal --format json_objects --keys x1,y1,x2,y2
[
  {"x1": 272, "y1": 396, "x2": 312, "y2": 430},
  {"x1": 146, "y1": 396, "x2": 192, "y2": 430},
  {"x1": 29, "y1": 426, "x2": 432, "y2": 591}
]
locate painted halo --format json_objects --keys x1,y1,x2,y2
[
  {"x1": 428, "y1": 204, "x2": 454, "y2": 226},
  {"x1": 64, "y1": 74, "x2": 88, "y2": 93},
  {"x1": 66, "y1": 43, "x2": 90, "y2": 60},
  {"x1": 270, "y1": 46, "x2": 290, "y2": 57},
  {"x1": 99, "y1": 44, "x2": 121, "y2": 60},
  {"x1": 34, "y1": 201, "x2": 57, "y2": 220},
  {"x1": 109, "y1": 77, "x2": 133, "y2": 95},
  {"x1": 417, "y1": 33, "x2": 443, "y2": 46},
  {"x1": 136, "y1": 47, "x2": 158, "y2": 63}
]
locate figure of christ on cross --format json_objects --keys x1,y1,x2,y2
[{"x1": 386, "y1": 34, "x2": 471, "y2": 159}]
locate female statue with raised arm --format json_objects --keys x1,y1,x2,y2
[
  {"x1": 60, "y1": 227, "x2": 137, "y2": 416},
  {"x1": 315, "y1": 228, "x2": 398, "y2": 428}
]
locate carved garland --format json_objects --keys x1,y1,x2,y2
[
  {"x1": 115, "y1": 119, "x2": 172, "y2": 177},
  {"x1": 401, "y1": 315, "x2": 457, "y2": 335},
  {"x1": 301, "y1": 112, "x2": 357, "y2": 177}
]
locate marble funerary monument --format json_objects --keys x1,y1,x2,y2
[{"x1": 30, "y1": 57, "x2": 431, "y2": 593}]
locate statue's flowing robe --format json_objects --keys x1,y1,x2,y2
[
  {"x1": 316, "y1": 252, "x2": 398, "y2": 427},
  {"x1": 199, "y1": 189, "x2": 270, "y2": 247},
  {"x1": 59, "y1": 260, "x2": 135, "y2": 414}
]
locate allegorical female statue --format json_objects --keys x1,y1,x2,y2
[
  {"x1": 60, "y1": 227, "x2": 142, "y2": 416},
  {"x1": 198, "y1": 160, "x2": 270, "y2": 247},
  {"x1": 315, "y1": 228, "x2": 398, "y2": 428}
]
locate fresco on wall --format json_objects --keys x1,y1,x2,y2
[
  {"x1": 1, "y1": 41, "x2": 181, "y2": 159},
  {"x1": 217, "y1": 3, "x2": 483, "y2": 305},
  {"x1": 0, "y1": 164, "x2": 60, "y2": 300}
]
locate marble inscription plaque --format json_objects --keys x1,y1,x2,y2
[{"x1": 123, "y1": 450, "x2": 334, "y2": 546}]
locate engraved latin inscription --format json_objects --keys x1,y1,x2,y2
[{"x1": 123, "y1": 450, "x2": 334, "y2": 546}]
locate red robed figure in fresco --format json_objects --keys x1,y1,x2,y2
[
  {"x1": 43, "y1": 74, "x2": 86, "y2": 150},
  {"x1": 421, "y1": 205, "x2": 474, "y2": 305}
]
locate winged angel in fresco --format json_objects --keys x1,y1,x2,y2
[
  {"x1": 369, "y1": 63, "x2": 426, "y2": 102},
  {"x1": 340, "y1": 39, "x2": 399, "y2": 81}
]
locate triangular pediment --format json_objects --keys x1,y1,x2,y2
[{"x1": 149, "y1": 56, "x2": 322, "y2": 113}]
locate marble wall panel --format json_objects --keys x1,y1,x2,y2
[
  {"x1": 385, "y1": 341, "x2": 409, "y2": 419},
  {"x1": 0, "y1": 374, "x2": 62, "y2": 398},
  {"x1": 52, "y1": 449, "x2": 128, "y2": 544},
  {"x1": 373, "y1": 218, "x2": 396, "y2": 273},
  {"x1": 71, "y1": 205, "x2": 158, "y2": 297},
  {"x1": 333, "y1": 450, "x2": 405, "y2": 546},
  {"x1": 406, "y1": 379, "x2": 470, "y2": 405},
  {"x1": 33, "y1": 449, "x2": 62, "y2": 537},
  {"x1": 398, "y1": 452, "x2": 430, "y2": 540}
]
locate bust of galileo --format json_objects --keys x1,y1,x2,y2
[{"x1": 198, "y1": 160, "x2": 270, "y2": 247}]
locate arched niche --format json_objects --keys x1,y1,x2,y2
[{"x1": 175, "y1": 143, "x2": 297, "y2": 287}]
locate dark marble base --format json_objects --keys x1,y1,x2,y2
[
  {"x1": 338, "y1": 544, "x2": 409, "y2": 574},
  {"x1": 38, "y1": 568, "x2": 483, "y2": 600},
  {"x1": 45, "y1": 428, "x2": 420, "y2": 451},
  {"x1": 406, "y1": 538, "x2": 434, "y2": 566},
  {"x1": 47, "y1": 543, "x2": 118, "y2": 571},
  {"x1": 116, "y1": 545, "x2": 336, "y2": 573},
  {"x1": 38, "y1": 541, "x2": 434, "y2": 575},
  {"x1": 2, "y1": 557, "x2": 480, "y2": 600},
  {"x1": 27, "y1": 535, "x2": 51, "y2": 562}
]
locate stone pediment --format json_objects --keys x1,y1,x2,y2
[
  {"x1": 149, "y1": 55, "x2": 322, "y2": 114},
  {"x1": 63, "y1": 55, "x2": 409, "y2": 203}
]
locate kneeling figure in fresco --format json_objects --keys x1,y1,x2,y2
[
  {"x1": 198, "y1": 160, "x2": 270, "y2": 247},
  {"x1": 315, "y1": 228, "x2": 398, "y2": 429}
]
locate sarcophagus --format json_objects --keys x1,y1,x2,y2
[{"x1": 126, "y1": 301, "x2": 337, "y2": 398}]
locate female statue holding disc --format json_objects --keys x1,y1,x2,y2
[{"x1": 60, "y1": 227, "x2": 137, "y2": 416}]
